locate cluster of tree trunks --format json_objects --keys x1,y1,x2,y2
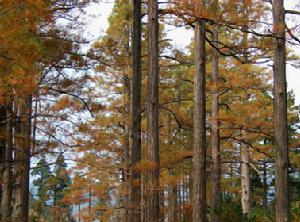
[
  {"x1": 0, "y1": 0, "x2": 291, "y2": 221},
  {"x1": 0, "y1": 96, "x2": 32, "y2": 222},
  {"x1": 127, "y1": 0, "x2": 290, "y2": 221}
]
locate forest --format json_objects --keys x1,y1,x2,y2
[{"x1": 0, "y1": 0, "x2": 299, "y2": 222}]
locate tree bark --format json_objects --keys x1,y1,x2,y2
[
  {"x1": 123, "y1": 62, "x2": 131, "y2": 222},
  {"x1": 272, "y1": 0, "x2": 290, "y2": 221},
  {"x1": 210, "y1": 1, "x2": 221, "y2": 221},
  {"x1": 0, "y1": 105, "x2": 7, "y2": 221},
  {"x1": 193, "y1": 0, "x2": 207, "y2": 221},
  {"x1": 1, "y1": 103, "x2": 13, "y2": 222},
  {"x1": 130, "y1": 0, "x2": 142, "y2": 221},
  {"x1": 12, "y1": 96, "x2": 32, "y2": 222},
  {"x1": 241, "y1": 144, "x2": 250, "y2": 215},
  {"x1": 240, "y1": 4, "x2": 251, "y2": 214},
  {"x1": 146, "y1": 0, "x2": 160, "y2": 221}
]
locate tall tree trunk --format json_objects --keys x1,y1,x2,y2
[
  {"x1": 240, "y1": 4, "x2": 251, "y2": 214},
  {"x1": 1, "y1": 103, "x2": 13, "y2": 222},
  {"x1": 123, "y1": 63, "x2": 131, "y2": 222},
  {"x1": 193, "y1": 0, "x2": 207, "y2": 221},
  {"x1": 239, "y1": 2, "x2": 251, "y2": 215},
  {"x1": 130, "y1": 0, "x2": 142, "y2": 221},
  {"x1": 210, "y1": 1, "x2": 221, "y2": 221},
  {"x1": 0, "y1": 105, "x2": 7, "y2": 221},
  {"x1": 241, "y1": 144, "x2": 250, "y2": 215},
  {"x1": 12, "y1": 96, "x2": 32, "y2": 222},
  {"x1": 146, "y1": 0, "x2": 160, "y2": 221},
  {"x1": 272, "y1": 1, "x2": 289, "y2": 221}
]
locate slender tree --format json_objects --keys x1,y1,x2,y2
[
  {"x1": 193, "y1": 0, "x2": 207, "y2": 221},
  {"x1": 130, "y1": 0, "x2": 142, "y2": 221},
  {"x1": 272, "y1": 0, "x2": 290, "y2": 221},
  {"x1": 147, "y1": 0, "x2": 160, "y2": 221},
  {"x1": 210, "y1": 1, "x2": 221, "y2": 221},
  {"x1": 241, "y1": 141, "x2": 250, "y2": 215},
  {"x1": 241, "y1": 2, "x2": 251, "y2": 215},
  {"x1": 0, "y1": 105, "x2": 7, "y2": 221}
]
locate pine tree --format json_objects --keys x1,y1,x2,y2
[
  {"x1": 210, "y1": 1, "x2": 221, "y2": 221},
  {"x1": 146, "y1": 0, "x2": 160, "y2": 221},
  {"x1": 50, "y1": 154, "x2": 72, "y2": 222},
  {"x1": 272, "y1": 0, "x2": 290, "y2": 221},
  {"x1": 193, "y1": 0, "x2": 207, "y2": 221},
  {"x1": 130, "y1": 0, "x2": 142, "y2": 221},
  {"x1": 31, "y1": 156, "x2": 52, "y2": 220}
]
